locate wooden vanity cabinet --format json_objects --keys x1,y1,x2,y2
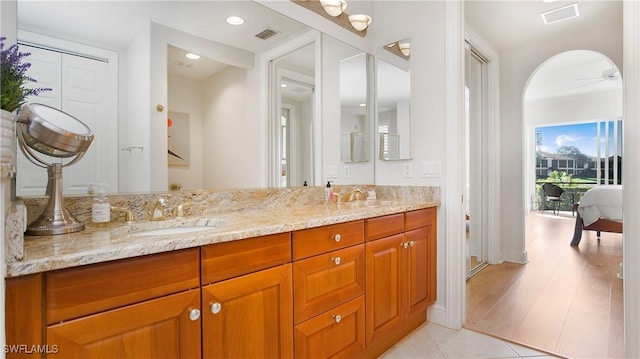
[
  {"x1": 45, "y1": 248, "x2": 202, "y2": 358},
  {"x1": 200, "y1": 233, "x2": 293, "y2": 359},
  {"x1": 364, "y1": 208, "x2": 437, "y2": 355},
  {"x1": 292, "y1": 221, "x2": 366, "y2": 358}
]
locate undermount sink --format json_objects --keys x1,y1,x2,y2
[
  {"x1": 112, "y1": 218, "x2": 227, "y2": 237},
  {"x1": 131, "y1": 226, "x2": 215, "y2": 237}
]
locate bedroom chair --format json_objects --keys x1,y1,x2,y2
[{"x1": 542, "y1": 183, "x2": 564, "y2": 215}]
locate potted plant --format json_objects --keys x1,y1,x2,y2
[{"x1": 1, "y1": 36, "x2": 50, "y2": 176}]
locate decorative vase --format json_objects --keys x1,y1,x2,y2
[{"x1": 1, "y1": 109, "x2": 17, "y2": 178}]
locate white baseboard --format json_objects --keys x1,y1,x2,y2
[{"x1": 427, "y1": 304, "x2": 453, "y2": 329}]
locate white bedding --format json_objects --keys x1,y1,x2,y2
[{"x1": 578, "y1": 185, "x2": 623, "y2": 226}]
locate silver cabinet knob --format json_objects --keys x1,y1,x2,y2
[
  {"x1": 211, "y1": 302, "x2": 222, "y2": 314},
  {"x1": 402, "y1": 242, "x2": 409, "y2": 249},
  {"x1": 333, "y1": 314, "x2": 342, "y2": 323},
  {"x1": 332, "y1": 256, "x2": 341, "y2": 265},
  {"x1": 189, "y1": 308, "x2": 200, "y2": 321},
  {"x1": 333, "y1": 233, "x2": 342, "y2": 242},
  {"x1": 409, "y1": 240, "x2": 415, "y2": 247}
]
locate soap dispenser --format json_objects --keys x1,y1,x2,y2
[
  {"x1": 324, "y1": 181, "x2": 334, "y2": 203},
  {"x1": 92, "y1": 185, "x2": 111, "y2": 226}
]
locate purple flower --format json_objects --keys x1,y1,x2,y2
[{"x1": 1, "y1": 36, "x2": 52, "y2": 112}]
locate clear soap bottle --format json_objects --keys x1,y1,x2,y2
[
  {"x1": 92, "y1": 186, "x2": 111, "y2": 226},
  {"x1": 324, "y1": 181, "x2": 334, "y2": 203}
]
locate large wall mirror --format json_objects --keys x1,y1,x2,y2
[
  {"x1": 377, "y1": 39, "x2": 412, "y2": 161},
  {"x1": 14, "y1": 0, "x2": 374, "y2": 195}
]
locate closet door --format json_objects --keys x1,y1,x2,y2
[
  {"x1": 16, "y1": 44, "x2": 117, "y2": 196},
  {"x1": 15, "y1": 46, "x2": 62, "y2": 196}
]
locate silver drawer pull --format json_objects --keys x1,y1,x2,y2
[
  {"x1": 332, "y1": 256, "x2": 341, "y2": 265},
  {"x1": 333, "y1": 233, "x2": 342, "y2": 242},
  {"x1": 333, "y1": 314, "x2": 342, "y2": 323},
  {"x1": 189, "y1": 308, "x2": 200, "y2": 321},
  {"x1": 211, "y1": 302, "x2": 222, "y2": 314}
]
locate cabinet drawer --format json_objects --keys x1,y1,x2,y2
[
  {"x1": 405, "y1": 207, "x2": 436, "y2": 231},
  {"x1": 294, "y1": 296, "x2": 365, "y2": 359},
  {"x1": 201, "y1": 232, "x2": 291, "y2": 285},
  {"x1": 365, "y1": 213, "x2": 404, "y2": 241},
  {"x1": 46, "y1": 248, "x2": 200, "y2": 324},
  {"x1": 293, "y1": 244, "x2": 365, "y2": 324},
  {"x1": 293, "y1": 220, "x2": 364, "y2": 260}
]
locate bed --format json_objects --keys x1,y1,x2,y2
[{"x1": 571, "y1": 185, "x2": 623, "y2": 246}]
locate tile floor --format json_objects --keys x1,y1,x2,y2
[{"x1": 380, "y1": 322, "x2": 561, "y2": 359}]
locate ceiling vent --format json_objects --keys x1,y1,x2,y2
[
  {"x1": 541, "y1": 3, "x2": 580, "y2": 25},
  {"x1": 255, "y1": 28, "x2": 279, "y2": 40}
]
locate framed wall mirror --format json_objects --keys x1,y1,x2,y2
[{"x1": 377, "y1": 40, "x2": 412, "y2": 161}]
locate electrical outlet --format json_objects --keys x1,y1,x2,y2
[
  {"x1": 403, "y1": 163, "x2": 413, "y2": 177},
  {"x1": 326, "y1": 165, "x2": 338, "y2": 178},
  {"x1": 343, "y1": 165, "x2": 351, "y2": 178}
]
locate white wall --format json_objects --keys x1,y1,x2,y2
[
  {"x1": 497, "y1": 23, "x2": 622, "y2": 262},
  {"x1": 201, "y1": 66, "x2": 264, "y2": 189},
  {"x1": 526, "y1": 89, "x2": 622, "y2": 126},
  {"x1": 167, "y1": 74, "x2": 204, "y2": 190}
]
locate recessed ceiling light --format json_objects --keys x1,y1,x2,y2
[
  {"x1": 185, "y1": 53, "x2": 200, "y2": 60},
  {"x1": 226, "y1": 16, "x2": 245, "y2": 25},
  {"x1": 281, "y1": 83, "x2": 287, "y2": 88},
  {"x1": 541, "y1": 3, "x2": 580, "y2": 25},
  {"x1": 359, "y1": 103, "x2": 366, "y2": 107}
]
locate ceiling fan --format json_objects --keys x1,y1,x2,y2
[{"x1": 574, "y1": 68, "x2": 620, "y2": 88}]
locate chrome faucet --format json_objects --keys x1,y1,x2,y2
[
  {"x1": 149, "y1": 197, "x2": 169, "y2": 221},
  {"x1": 347, "y1": 188, "x2": 366, "y2": 202}
]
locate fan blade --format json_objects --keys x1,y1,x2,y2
[{"x1": 575, "y1": 78, "x2": 607, "y2": 88}]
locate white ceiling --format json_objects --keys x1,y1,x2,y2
[{"x1": 465, "y1": 0, "x2": 623, "y2": 100}]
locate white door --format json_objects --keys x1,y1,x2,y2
[{"x1": 16, "y1": 44, "x2": 117, "y2": 196}]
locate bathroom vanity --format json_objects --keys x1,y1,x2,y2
[{"x1": 5, "y1": 186, "x2": 439, "y2": 358}]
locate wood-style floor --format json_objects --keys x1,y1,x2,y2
[{"x1": 465, "y1": 212, "x2": 623, "y2": 358}]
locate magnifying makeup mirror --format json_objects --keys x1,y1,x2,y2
[{"x1": 16, "y1": 103, "x2": 94, "y2": 235}]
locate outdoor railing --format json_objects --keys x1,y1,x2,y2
[{"x1": 534, "y1": 181, "x2": 597, "y2": 213}]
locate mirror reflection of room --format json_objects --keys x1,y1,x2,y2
[
  {"x1": 339, "y1": 52, "x2": 368, "y2": 163},
  {"x1": 376, "y1": 57, "x2": 411, "y2": 161}
]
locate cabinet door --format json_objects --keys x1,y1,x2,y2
[
  {"x1": 47, "y1": 290, "x2": 201, "y2": 359},
  {"x1": 294, "y1": 296, "x2": 365, "y2": 359},
  {"x1": 404, "y1": 225, "x2": 431, "y2": 317},
  {"x1": 202, "y1": 264, "x2": 293, "y2": 359},
  {"x1": 293, "y1": 244, "x2": 365, "y2": 324},
  {"x1": 365, "y1": 233, "x2": 404, "y2": 344}
]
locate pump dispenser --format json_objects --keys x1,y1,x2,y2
[
  {"x1": 324, "y1": 181, "x2": 334, "y2": 203},
  {"x1": 92, "y1": 185, "x2": 111, "y2": 226}
]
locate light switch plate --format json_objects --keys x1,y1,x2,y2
[
  {"x1": 343, "y1": 165, "x2": 351, "y2": 178},
  {"x1": 421, "y1": 161, "x2": 442, "y2": 178}
]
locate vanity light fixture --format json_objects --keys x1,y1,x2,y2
[
  {"x1": 348, "y1": 14, "x2": 372, "y2": 31},
  {"x1": 292, "y1": 0, "x2": 370, "y2": 37},
  {"x1": 226, "y1": 16, "x2": 245, "y2": 25},
  {"x1": 398, "y1": 42, "x2": 411, "y2": 57},
  {"x1": 185, "y1": 53, "x2": 200, "y2": 60},
  {"x1": 320, "y1": 0, "x2": 347, "y2": 17}
]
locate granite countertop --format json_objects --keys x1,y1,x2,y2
[{"x1": 7, "y1": 199, "x2": 438, "y2": 277}]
